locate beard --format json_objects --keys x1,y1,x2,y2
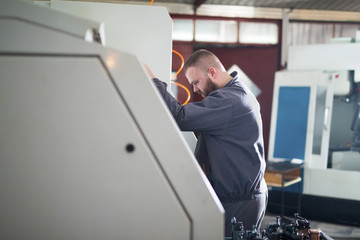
[{"x1": 200, "y1": 76, "x2": 218, "y2": 98}]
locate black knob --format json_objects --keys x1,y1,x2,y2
[{"x1": 126, "y1": 143, "x2": 135, "y2": 153}]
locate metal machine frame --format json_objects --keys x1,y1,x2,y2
[{"x1": 0, "y1": 1, "x2": 224, "y2": 239}]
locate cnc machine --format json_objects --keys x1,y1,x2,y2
[
  {"x1": 0, "y1": 1, "x2": 224, "y2": 239},
  {"x1": 268, "y1": 42, "x2": 360, "y2": 212}
]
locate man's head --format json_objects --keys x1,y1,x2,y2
[{"x1": 184, "y1": 49, "x2": 229, "y2": 98}]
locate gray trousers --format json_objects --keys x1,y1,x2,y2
[{"x1": 223, "y1": 191, "x2": 268, "y2": 237}]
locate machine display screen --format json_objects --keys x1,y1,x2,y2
[{"x1": 274, "y1": 86, "x2": 310, "y2": 160}]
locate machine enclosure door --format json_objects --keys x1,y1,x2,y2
[{"x1": 268, "y1": 70, "x2": 334, "y2": 170}]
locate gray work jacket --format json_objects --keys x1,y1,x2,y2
[{"x1": 153, "y1": 71, "x2": 267, "y2": 203}]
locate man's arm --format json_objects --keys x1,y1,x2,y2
[
  {"x1": 144, "y1": 65, "x2": 232, "y2": 134},
  {"x1": 153, "y1": 78, "x2": 232, "y2": 134}
]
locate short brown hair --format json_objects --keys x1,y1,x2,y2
[{"x1": 184, "y1": 49, "x2": 219, "y2": 74}]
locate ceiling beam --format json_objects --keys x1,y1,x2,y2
[{"x1": 193, "y1": 0, "x2": 206, "y2": 12}]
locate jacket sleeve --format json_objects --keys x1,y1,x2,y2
[{"x1": 153, "y1": 78, "x2": 232, "y2": 135}]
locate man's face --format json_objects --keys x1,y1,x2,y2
[{"x1": 185, "y1": 66, "x2": 217, "y2": 98}]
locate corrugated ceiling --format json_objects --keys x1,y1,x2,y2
[
  {"x1": 205, "y1": 0, "x2": 360, "y2": 12},
  {"x1": 120, "y1": 0, "x2": 360, "y2": 12}
]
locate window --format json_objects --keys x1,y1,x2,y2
[
  {"x1": 195, "y1": 20, "x2": 237, "y2": 43},
  {"x1": 334, "y1": 23, "x2": 360, "y2": 39},
  {"x1": 171, "y1": 16, "x2": 280, "y2": 45},
  {"x1": 239, "y1": 22, "x2": 278, "y2": 44},
  {"x1": 289, "y1": 22, "x2": 360, "y2": 45},
  {"x1": 172, "y1": 19, "x2": 193, "y2": 41},
  {"x1": 290, "y1": 22, "x2": 333, "y2": 45}
]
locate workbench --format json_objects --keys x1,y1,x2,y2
[{"x1": 264, "y1": 162, "x2": 303, "y2": 216}]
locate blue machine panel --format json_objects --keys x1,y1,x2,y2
[{"x1": 274, "y1": 86, "x2": 310, "y2": 160}]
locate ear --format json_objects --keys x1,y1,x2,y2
[{"x1": 208, "y1": 67, "x2": 217, "y2": 79}]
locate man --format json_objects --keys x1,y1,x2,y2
[{"x1": 146, "y1": 49, "x2": 267, "y2": 237}]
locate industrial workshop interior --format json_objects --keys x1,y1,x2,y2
[{"x1": 1, "y1": 0, "x2": 360, "y2": 239}]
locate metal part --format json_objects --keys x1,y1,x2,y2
[
  {"x1": 351, "y1": 101, "x2": 360, "y2": 151},
  {"x1": 226, "y1": 214, "x2": 333, "y2": 240}
]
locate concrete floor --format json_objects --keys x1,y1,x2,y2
[{"x1": 261, "y1": 213, "x2": 360, "y2": 240}]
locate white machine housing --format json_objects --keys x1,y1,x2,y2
[
  {"x1": 269, "y1": 43, "x2": 360, "y2": 201},
  {"x1": 0, "y1": 1, "x2": 224, "y2": 239},
  {"x1": 269, "y1": 70, "x2": 334, "y2": 169},
  {"x1": 49, "y1": 0, "x2": 198, "y2": 152}
]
